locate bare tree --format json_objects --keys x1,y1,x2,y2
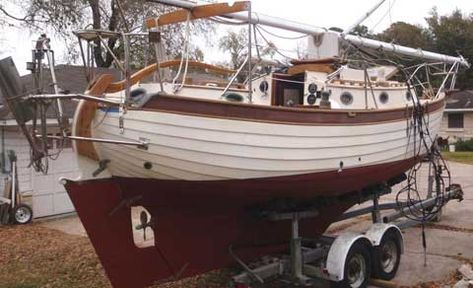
[
  {"x1": 0, "y1": 0, "x2": 213, "y2": 67},
  {"x1": 218, "y1": 28, "x2": 277, "y2": 69},
  {"x1": 218, "y1": 28, "x2": 248, "y2": 70}
]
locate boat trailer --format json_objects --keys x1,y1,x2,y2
[{"x1": 230, "y1": 181, "x2": 463, "y2": 288}]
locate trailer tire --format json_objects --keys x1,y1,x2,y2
[
  {"x1": 372, "y1": 229, "x2": 401, "y2": 280},
  {"x1": 333, "y1": 240, "x2": 372, "y2": 288},
  {"x1": 13, "y1": 204, "x2": 33, "y2": 225}
]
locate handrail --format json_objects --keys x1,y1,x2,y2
[
  {"x1": 104, "y1": 60, "x2": 236, "y2": 93},
  {"x1": 145, "y1": 1, "x2": 250, "y2": 28}
]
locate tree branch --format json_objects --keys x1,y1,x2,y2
[
  {"x1": 87, "y1": 0, "x2": 107, "y2": 67},
  {"x1": 0, "y1": 6, "x2": 29, "y2": 22},
  {"x1": 0, "y1": 5, "x2": 46, "y2": 24}
]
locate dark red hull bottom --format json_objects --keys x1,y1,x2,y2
[{"x1": 64, "y1": 157, "x2": 417, "y2": 288}]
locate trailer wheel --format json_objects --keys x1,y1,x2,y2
[
  {"x1": 13, "y1": 204, "x2": 33, "y2": 225},
  {"x1": 334, "y1": 241, "x2": 372, "y2": 288},
  {"x1": 372, "y1": 230, "x2": 401, "y2": 280}
]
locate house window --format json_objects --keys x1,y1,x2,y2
[{"x1": 448, "y1": 113, "x2": 464, "y2": 129}]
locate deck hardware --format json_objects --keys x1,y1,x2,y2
[
  {"x1": 138, "y1": 138, "x2": 150, "y2": 150},
  {"x1": 92, "y1": 159, "x2": 111, "y2": 177},
  {"x1": 320, "y1": 91, "x2": 331, "y2": 109}
]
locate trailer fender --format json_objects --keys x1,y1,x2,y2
[
  {"x1": 365, "y1": 223, "x2": 404, "y2": 253},
  {"x1": 325, "y1": 232, "x2": 372, "y2": 282}
]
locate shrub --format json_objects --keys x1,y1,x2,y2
[{"x1": 455, "y1": 138, "x2": 473, "y2": 151}]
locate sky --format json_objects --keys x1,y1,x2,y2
[{"x1": 1, "y1": 0, "x2": 473, "y2": 75}]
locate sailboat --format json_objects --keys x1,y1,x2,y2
[{"x1": 0, "y1": 0, "x2": 468, "y2": 287}]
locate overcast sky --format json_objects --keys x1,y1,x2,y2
[
  {"x1": 1, "y1": 0, "x2": 473, "y2": 75},
  {"x1": 251, "y1": 0, "x2": 473, "y2": 32}
]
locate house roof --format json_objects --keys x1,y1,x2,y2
[
  {"x1": 446, "y1": 90, "x2": 473, "y2": 110},
  {"x1": 0, "y1": 64, "x2": 123, "y2": 120},
  {"x1": 0, "y1": 62, "x2": 227, "y2": 122}
]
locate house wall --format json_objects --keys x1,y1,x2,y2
[
  {"x1": 439, "y1": 112, "x2": 473, "y2": 142},
  {"x1": 1, "y1": 129, "x2": 34, "y2": 195},
  {"x1": 1, "y1": 127, "x2": 81, "y2": 218}
]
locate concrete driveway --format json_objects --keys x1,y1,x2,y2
[
  {"x1": 326, "y1": 161, "x2": 473, "y2": 286},
  {"x1": 391, "y1": 161, "x2": 473, "y2": 285},
  {"x1": 39, "y1": 161, "x2": 473, "y2": 287}
]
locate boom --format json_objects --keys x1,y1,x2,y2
[{"x1": 147, "y1": 0, "x2": 469, "y2": 67}]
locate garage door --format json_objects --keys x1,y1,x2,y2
[{"x1": 32, "y1": 149, "x2": 81, "y2": 218}]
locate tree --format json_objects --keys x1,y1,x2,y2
[
  {"x1": 0, "y1": 0, "x2": 213, "y2": 67},
  {"x1": 426, "y1": 9, "x2": 473, "y2": 89},
  {"x1": 376, "y1": 22, "x2": 434, "y2": 50},
  {"x1": 218, "y1": 28, "x2": 249, "y2": 70},
  {"x1": 218, "y1": 28, "x2": 278, "y2": 69}
]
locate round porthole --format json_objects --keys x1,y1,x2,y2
[
  {"x1": 379, "y1": 92, "x2": 389, "y2": 104},
  {"x1": 308, "y1": 83, "x2": 318, "y2": 94},
  {"x1": 307, "y1": 94, "x2": 317, "y2": 105},
  {"x1": 405, "y1": 91, "x2": 412, "y2": 101},
  {"x1": 259, "y1": 80, "x2": 269, "y2": 93},
  {"x1": 340, "y1": 92, "x2": 353, "y2": 106}
]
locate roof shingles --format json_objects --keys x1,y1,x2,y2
[
  {"x1": 0, "y1": 65, "x2": 122, "y2": 120},
  {"x1": 446, "y1": 90, "x2": 473, "y2": 110}
]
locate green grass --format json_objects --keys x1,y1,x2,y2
[{"x1": 442, "y1": 151, "x2": 473, "y2": 165}]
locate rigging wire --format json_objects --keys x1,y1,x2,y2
[
  {"x1": 370, "y1": 0, "x2": 396, "y2": 33},
  {"x1": 343, "y1": 40, "x2": 455, "y2": 224},
  {"x1": 394, "y1": 65, "x2": 452, "y2": 223},
  {"x1": 256, "y1": 24, "x2": 308, "y2": 40},
  {"x1": 254, "y1": 25, "x2": 295, "y2": 61}
]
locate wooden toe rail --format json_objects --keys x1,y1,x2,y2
[
  {"x1": 105, "y1": 60, "x2": 236, "y2": 93},
  {"x1": 145, "y1": 1, "x2": 250, "y2": 28},
  {"x1": 75, "y1": 74, "x2": 115, "y2": 161}
]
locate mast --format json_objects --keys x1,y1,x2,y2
[
  {"x1": 343, "y1": 0, "x2": 386, "y2": 35},
  {"x1": 147, "y1": 0, "x2": 469, "y2": 67}
]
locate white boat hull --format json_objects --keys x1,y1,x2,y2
[{"x1": 90, "y1": 100, "x2": 443, "y2": 181}]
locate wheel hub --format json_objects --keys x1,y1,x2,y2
[
  {"x1": 347, "y1": 253, "x2": 366, "y2": 287},
  {"x1": 381, "y1": 240, "x2": 398, "y2": 273},
  {"x1": 15, "y1": 207, "x2": 32, "y2": 224}
]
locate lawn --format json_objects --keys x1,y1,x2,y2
[{"x1": 442, "y1": 151, "x2": 473, "y2": 165}]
